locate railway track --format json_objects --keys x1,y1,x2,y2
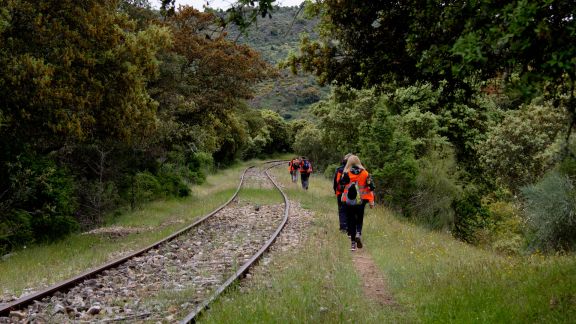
[{"x1": 0, "y1": 161, "x2": 289, "y2": 323}]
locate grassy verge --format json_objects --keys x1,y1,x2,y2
[
  {"x1": 0, "y1": 162, "x2": 251, "y2": 295},
  {"x1": 366, "y1": 209, "x2": 576, "y2": 323},
  {"x1": 200, "y1": 168, "x2": 576, "y2": 323}
]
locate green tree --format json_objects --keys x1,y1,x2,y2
[
  {"x1": 479, "y1": 101, "x2": 568, "y2": 191},
  {"x1": 0, "y1": 0, "x2": 171, "y2": 149}
]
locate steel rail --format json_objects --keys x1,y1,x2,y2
[
  {"x1": 0, "y1": 163, "x2": 269, "y2": 316},
  {"x1": 180, "y1": 161, "x2": 290, "y2": 324}
]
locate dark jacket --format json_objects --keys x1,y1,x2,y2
[{"x1": 333, "y1": 164, "x2": 345, "y2": 194}]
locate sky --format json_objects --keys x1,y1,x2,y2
[{"x1": 153, "y1": 0, "x2": 304, "y2": 11}]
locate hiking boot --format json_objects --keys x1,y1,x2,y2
[
  {"x1": 355, "y1": 233, "x2": 363, "y2": 249},
  {"x1": 350, "y1": 241, "x2": 357, "y2": 251}
]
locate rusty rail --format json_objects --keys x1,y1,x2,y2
[{"x1": 179, "y1": 161, "x2": 289, "y2": 323}]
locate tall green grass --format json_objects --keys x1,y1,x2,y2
[{"x1": 366, "y1": 208, "x2": 576, "y2": 322}]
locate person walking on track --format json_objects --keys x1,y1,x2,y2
[
  {"x1": 339, "y1": 155, "x2": 375, "y2": 251},
  {"x1": 333, "y1": 153, "x2": 352, "y2": 233},
  {"x1": 299, "y1": 156, "x2": 313, "y2": 190},
  {"x1": 288, "y1": 157, "x2": 300, "y2": 183}
]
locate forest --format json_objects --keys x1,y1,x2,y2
[{"x1": 1, "y1": 0, "x2": 576, "y2": 259}]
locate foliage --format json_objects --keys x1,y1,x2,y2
[
  {"x1": 292, "y1": 124, "x2": 326, "y2": 168},
  {"x1": 452, "y1": 188, "x2": 491, "y2": 244},
  {"x1": 408, "y1": 149, "x2": 461, "y2": 230},
  {"x1": 478, "y1": 101, "x2": 568, "y2": 191},
  {"x1": 0, "y1": 0, "x2": 171, "y2": 148},
  {"x1": 521, "y1": 172, "x2": 576, "y2": 252},
  {"x1": 0, "y1": 154, "x2": 78, "y2": 253},
  {"x1": 483, "y1": 199, "x2": 525, "y2": 255},
  {"x1": 359, "y1": 100, "x2": 418, "y2": 210},
  {"x1": 154, "y1": 6, "x2": 272, "y2": 165},
  {"x1": 311, "y1": 86, "x2": 378, "y2": 159}
]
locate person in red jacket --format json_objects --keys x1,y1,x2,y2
[
  {"x1": 288, "y1": 157, "x2": 300, "y2": 183},
  {"x1": 339, "y1": 155, "x2": 375, "y2": 251},
  {"x1": 299, "y1": 156, "x2": 313, "y2": 190}
]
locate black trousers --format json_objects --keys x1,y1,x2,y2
[
  {"x1": 300, "y1": 173, "x2": 310, "y2": 189},
  {"x1": 344, "y1": 202, "x2": 366, "y2": 241}
]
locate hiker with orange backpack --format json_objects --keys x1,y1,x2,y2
[
  {"x1": 288, "y1": 157, "x2": 300, "y2": 183},
  {"x1": 333, "y1": 153, "x2": 352, "y2": 233},
  {"x1": 338, "y1": 155, "x2": 375, "y2": 251},
  {"x1": 299, "y1": 156, "x2": 313, "y2": 190}
]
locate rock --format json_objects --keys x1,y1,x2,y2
[
  {"x1": 165, "y1": 315, "x2": 175, "y2": 321},
  {"x1": 9, "y1": 310, "x2": 26, "y2": 319},
  {"x1": 52, "y1": 303, "x2": 66, "y2": 315},
  {"x1": 87, "y1": 305, "x2": 101, "y2": 315}
]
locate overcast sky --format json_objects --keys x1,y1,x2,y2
[{"x1": 153, "y1": 0, "x2": 303, "y2": 10}]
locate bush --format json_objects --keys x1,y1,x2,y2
[
  {"x1": 360, "y1": 102, "x2": 418, "y2": 210},
  {"x1": 452, "y1": 188, "x2": 491, "y2": 244},
  {"x1": 188, "y1": 152, "x2": 214, "y2": 184},
  {"x1": 323, "y1": 163, "x2": 340, "y2": 180},
  {"x1": 484, "y1": 200, "x2": 525, "y2": 255},
  {"x1": 293, "y1": 124, "x2": 330, "y2": 170},
  {"x1": 134, "y1": 171, "x2": 162, "y2": 203},
  {"x1": 77, "y1": 179, "x2": 121, "y2": 227},
  {"x1": 408, "y1": 150, "x2": 461, "y2": 230},
  {"x1": 0, "y1": 154, "x2": 78, "y2": 253},
  {"x1": 158, "y1": 163, "x2": 191, "y2": 197},
  {"x1": 478, "y1": 101, "x2": 567, "y2": 191},
  {"x1": 521, "y1": 171, "x2": 576, "y2": 252}
]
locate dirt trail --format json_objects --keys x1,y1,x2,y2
[{"x1": 352, "y1": 249, "x2": 396, "y2": 306}]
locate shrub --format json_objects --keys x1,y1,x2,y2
[
  {"x1": 77, "y1": 179, "x2": 121, "y2": 227},
  {"x1": 158, "y1": 163, "x2": 191, "y2": 198},
  {"x1": 0, "y1": 154, "x2": 78, "y2": 253},
  {"x1": 360, "y1": 101, "x2": 418, "y2": 210},
  {"x1": 484, "y1": 200, "x2": 525, "y2": 255},
  {"x1": 409, "y1": 150, "x2": 461, "y2": 230},
  {"x1": 188, "y1": 152, "x2": 214, "y2": 184},
  {"x1": 323, "y1": 163, "x2": 340, "y2": 180},
  {"x1": 293, "y1": 124, "x2": 331, "y2": 170},
  {"x1": 521, "y1": 171, "x2": 576, "y2": 252},
  {"x1": 452, "y1": 188, "x2": 491, "y2": 244},
  {"x1": 478, "y1": 101, "x2": 567, "y2": 191},
  {"x1": 134, "y1": 171, "x2": 162, "y2": 204}
]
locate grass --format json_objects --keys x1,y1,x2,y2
[
  {"x1": 366, "y1": 210, "x2": 576, "y2": 323},
  {"x1": 0, "y1": 162, "x2": 251, "y2": 295},
  {"x1": 199, "y1": 167, "x2": 576, "y2": 323}
]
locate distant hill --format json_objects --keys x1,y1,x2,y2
[{"x1": 226, "y1": 6, "x2": 329, "y2": 120}]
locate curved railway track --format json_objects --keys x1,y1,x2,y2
[{"x1": 0, "y1": 161, "x2": 289, "y2": 323}]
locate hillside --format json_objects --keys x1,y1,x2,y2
[{"x1": 226, "y1": 6, "x2": 329, "y2": 120}]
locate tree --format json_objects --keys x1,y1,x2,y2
[
  {"x1": 0, "y1": 0, "x2": 171, "y2": 150},
  {"x1": 153, "y1": 6, "x2": 272, "y2": 163}
]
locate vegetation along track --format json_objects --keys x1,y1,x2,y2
[{"x1": 0, "y1": 161, "x2": 290, "y2": 323}]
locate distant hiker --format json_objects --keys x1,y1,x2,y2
[
  {"x1": 299, "y1": 156, "x2": 313, "y2": 190},
  {"x1": 288, "y1": 157, "x2": 300, "y2": 183},
  {"x1": 339, "y1": 155, "x2": 375, "y2": 251},
  {"x1": 333, "y1": 153, "x2": 353, "y2": 233}
]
